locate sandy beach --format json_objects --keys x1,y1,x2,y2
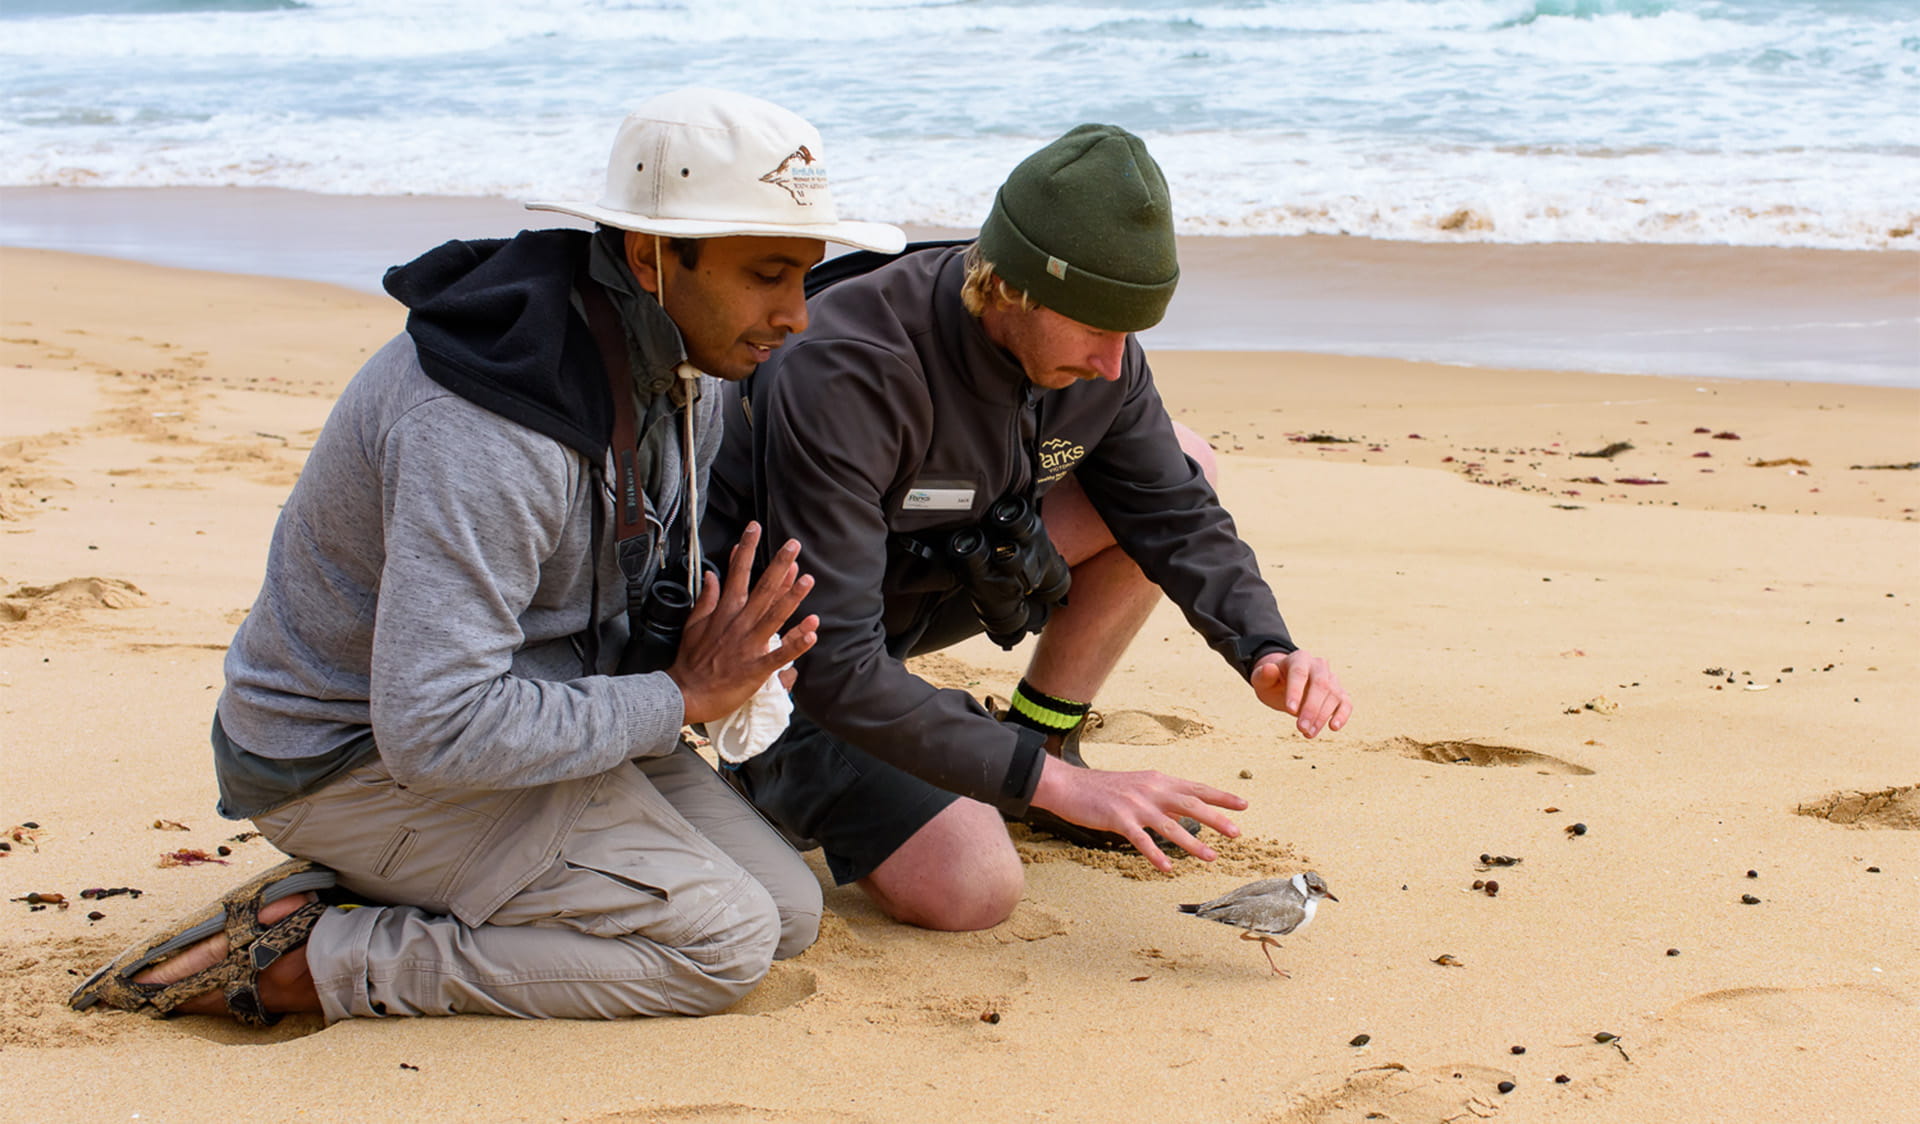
[{"x1": 2, "y1": 239, "x2": 1916, "y2": 1123}]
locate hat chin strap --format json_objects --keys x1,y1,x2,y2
[
  {"x1": 679, "y1": 358, "x2": 703, "y2": 603},
  {"x1": 650, "y1": 235, "x2": 669, "y2": 309},
  {"x1": 653, "y1": 234, "x2": 705, "y2": 603}
]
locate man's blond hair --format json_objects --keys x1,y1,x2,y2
[{"x1": 959, "y1": 242, "x2": 1037, "y2": 318}]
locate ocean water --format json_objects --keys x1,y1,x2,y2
[{"x1": 3, "y1": 0, "x2": 1917, "y2": 252}]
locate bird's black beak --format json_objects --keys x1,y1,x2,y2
[{"x1": 1325, "y1": 892, "x2": 1339, "y2": 902}]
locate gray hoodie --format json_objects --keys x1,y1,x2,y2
[{"x1": 215, "y1": 228, "x2": 716, "y2": 816}]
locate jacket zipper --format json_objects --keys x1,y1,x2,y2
[{"x1": 1007, "y1": 383, "x2": 1039, "y2": 499}]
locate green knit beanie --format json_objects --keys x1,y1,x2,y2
[{"x1": 976, "y1": 124, "x2": 1179, "y2": 333}]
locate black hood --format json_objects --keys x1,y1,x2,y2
[{"x1": 383, "y1": 227, "x2": 611, "y2": 461}]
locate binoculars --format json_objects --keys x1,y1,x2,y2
[
  {"x1": 622, "y1": 576, "x2": 694, "y2": 674},
  {"x1": 946, "y1": 495, "x2": 1071, "y2": 649}
]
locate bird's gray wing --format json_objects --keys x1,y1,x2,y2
[
  {"x1": 1263, "y1": 897, "x2": 1309, "y2": 935},
  {"x1": 1203, "y1": 878, "x2": 1291, "y2": 909}
]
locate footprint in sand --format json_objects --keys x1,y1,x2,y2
[
  {"x1": 1269, "y1": 1062, "x2": 1516, "y2": 1124},
  {"x1": 1793, "y1": 785, "x2": 1919, "y2": 830},
  {"x1": 1665, "y1": 983, "x2": 1910, "y2": 1031},
  {"x1": 1080, "y1": 708, "x2": 1212, "y2": 745},
  {"x1": 1372, "y1": 735, "x2": 1595, "y2": 776},
  {"x1": 1, "y1": 576, "x2": 149, "y2": 625},
  {"x1": 1627, "y1": 985, "x2": 1915, "y2": 1119}
]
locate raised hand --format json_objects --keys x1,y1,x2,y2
[{"x1": 667, "y1": 522, "x2": 817, "y2": 726}]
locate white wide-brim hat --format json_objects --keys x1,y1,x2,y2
[{"x1": 527, "y1": 88, "x2": 904, "y2": 255}]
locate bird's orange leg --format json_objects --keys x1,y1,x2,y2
[{"x1": 1239, "y1": 930, "x2": 1291, "y2": 977}]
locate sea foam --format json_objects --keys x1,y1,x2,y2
[{"x1": 1, "y1": 0, "x2": 1914, "y2": 251}]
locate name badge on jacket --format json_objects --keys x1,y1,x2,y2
[{"x1": 902, "y1": 481, "x2": 975, "y2": 512}]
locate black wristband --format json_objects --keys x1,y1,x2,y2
[{"x1": 995, "y1": 724, "x2": 1049, "y2": 817}]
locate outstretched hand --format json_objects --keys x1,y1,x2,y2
[
  {"x1": 1029, "y1": 755, "x2": 1247, "y2": 873},
  {"x1": 667, "y1": 523, "x2": 817, "y2": 726},
  {"x1": 1250, "y1": 649, "x2": 1351, "y2": 738}
]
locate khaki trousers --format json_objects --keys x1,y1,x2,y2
[{"x1": 254, "y1": 743, "x2": 820, "y2": 1020}]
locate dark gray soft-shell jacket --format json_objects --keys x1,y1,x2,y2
[{"x1": 704, "y1": 244, "x2": 1294, "y2": 814}]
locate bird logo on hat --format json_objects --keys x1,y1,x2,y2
[{"x1": 760, "y1": 146, "x2": 822, "y2": 205}]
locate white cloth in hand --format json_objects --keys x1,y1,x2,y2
[{"x1": 708, "y1": 642, "x2": 793, "y2": 764}]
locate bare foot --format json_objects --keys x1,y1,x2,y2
[{"x1": 134, "y1": 892, "x2": 323, "y2": 1017}]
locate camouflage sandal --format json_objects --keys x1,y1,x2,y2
[{"x1": 68, "y1": 857, "x2": 335, "y2": 1027}]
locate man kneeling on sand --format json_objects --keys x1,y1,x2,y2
[
  {"x1": 703, "y1": 124, "x2": 1353, "y2": 931},
  {"x1": 70, "y1": 88, "x2": 902, "y2": 1024}
]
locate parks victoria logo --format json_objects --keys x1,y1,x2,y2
[
  {"x1": 759, "y1": 146, "x2": 824, "y2": 206},
  {"x1": 1036, "y1": 436, "x2": 1086, "y2": 484}
]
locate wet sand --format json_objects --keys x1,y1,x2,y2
[{"x1": 4, "y1": 185, "x2": 1914, "y2": 383}]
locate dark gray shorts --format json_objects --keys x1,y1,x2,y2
[{"x1": 726, "y1": 593, "x2": 986, "y2": 885}]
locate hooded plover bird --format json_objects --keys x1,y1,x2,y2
[{"x1": 1177, "y1": 871, "x2": 1337, "y2": 976}]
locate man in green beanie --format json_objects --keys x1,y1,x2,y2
[{"x1": 702, "y1": 125, "x2": 1351, "y2": 930}]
